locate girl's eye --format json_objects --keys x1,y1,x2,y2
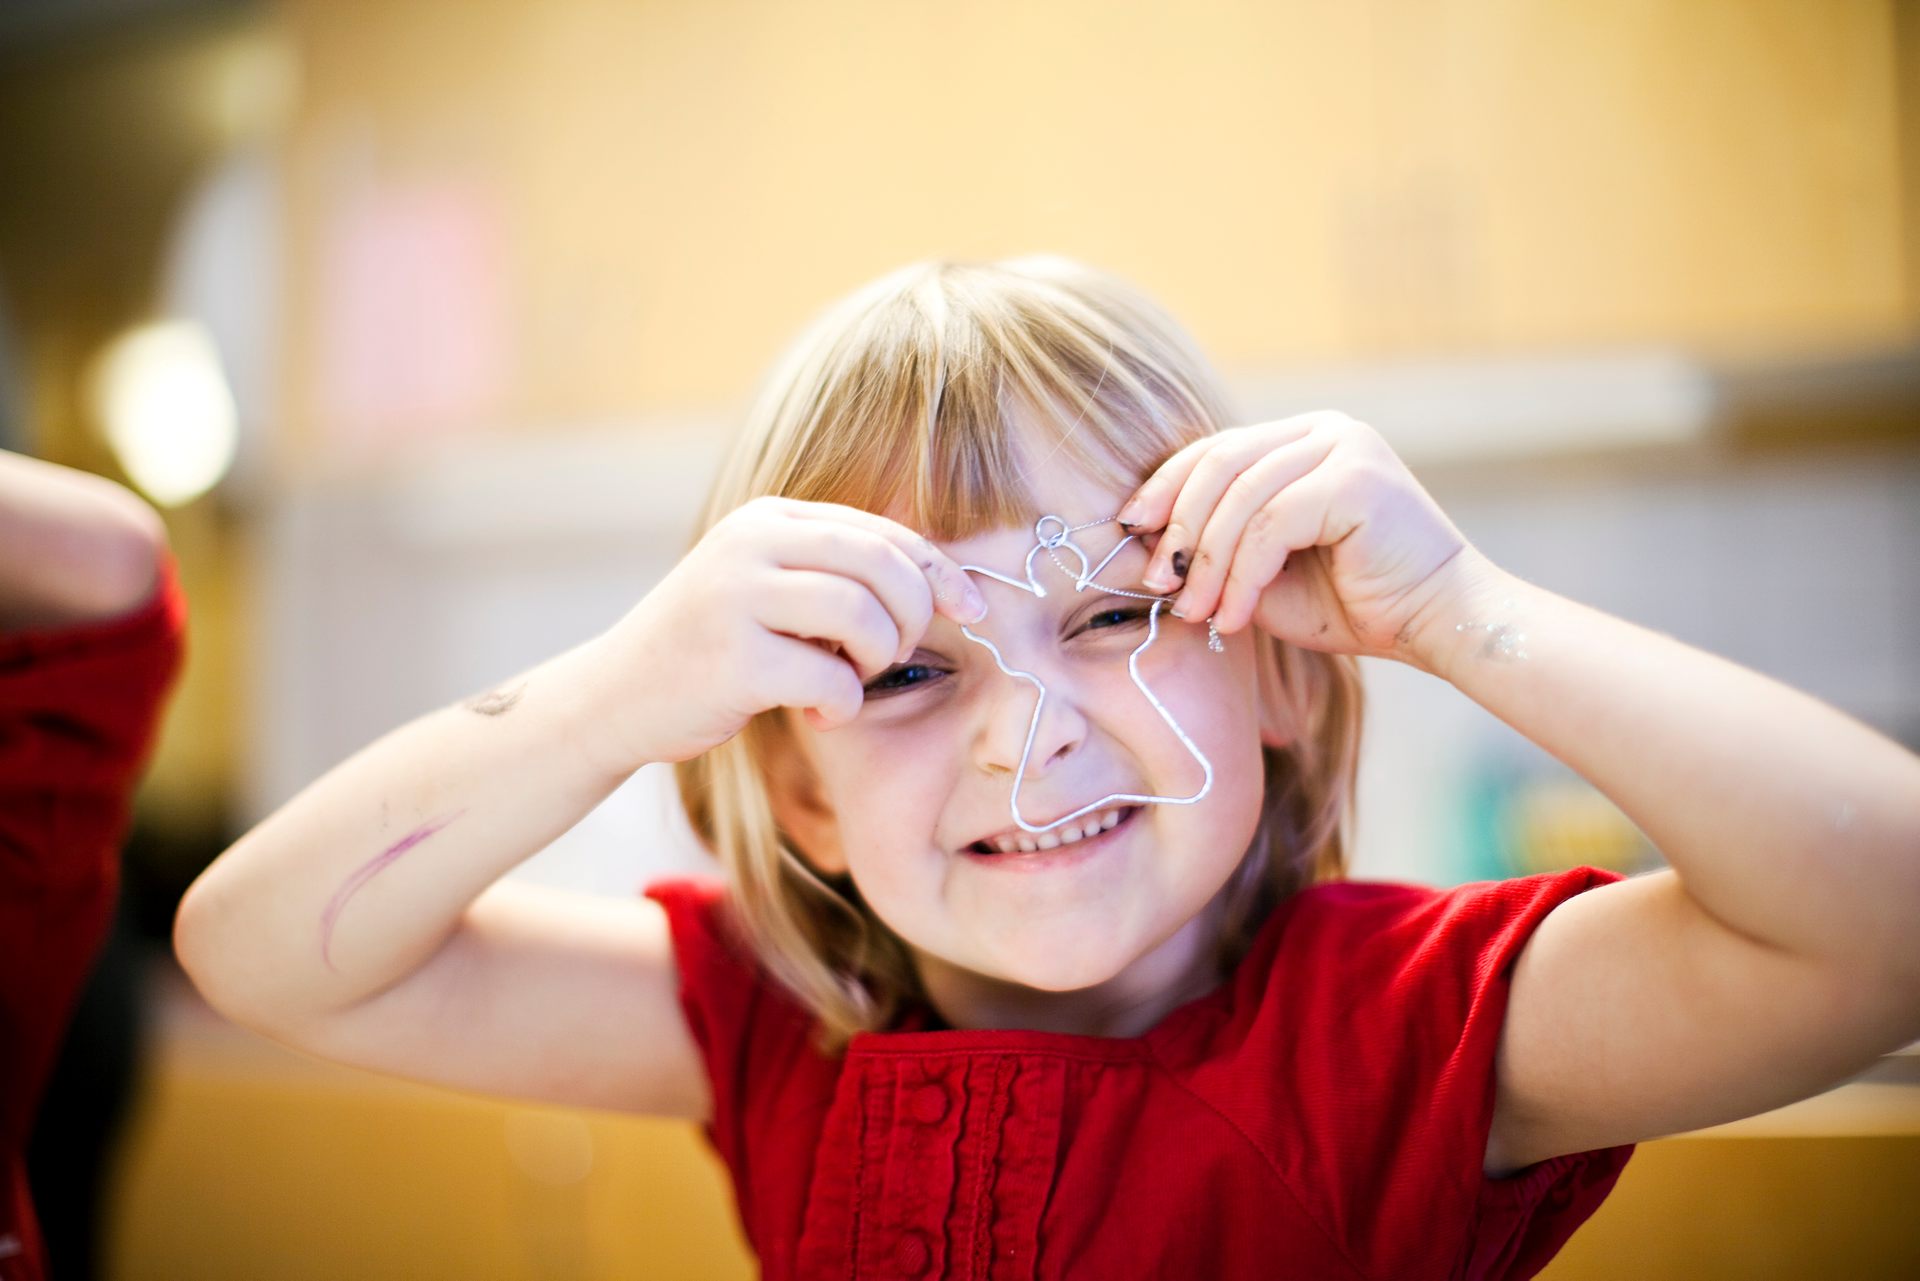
[
  {"x1": 862, "y1": 663, "x2": 946, "y2": 698},
  {"x1": 862, "y1": 605, "x2": 1152, "y2": 700},
  {"x1": 1082, "y1": 605, "x2": 1155, "y2": 633}
]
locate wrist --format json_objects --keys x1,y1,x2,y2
[
  {"x1": 528, "y1": 637, "x2": 653, "y2": 788},
  {"x1": 1394, "y1": 548, "x2": 1525, "y2": 679}
]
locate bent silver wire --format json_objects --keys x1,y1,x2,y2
[{"x1": 955, "y1": 513, "x2": 1219, "y2": 838}]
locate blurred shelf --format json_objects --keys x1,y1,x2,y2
[{"x1": 1237, "y1": 339, "x2": 1920, "y2": 470}]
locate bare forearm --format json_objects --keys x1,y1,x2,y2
[
  {"x1": 1413, "y1": 558, "x2": 1920, "y2": 978},
  {"x1": 175, "y1": 638, "x2": 632, "y2": 1029}
]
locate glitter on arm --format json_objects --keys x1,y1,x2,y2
[
  {"x1": 1453, "y1": 597, "x2": 1530, "y2": 662},
  {"x1": 319, "y1": 809, "x2": 468, "y2": 972}
]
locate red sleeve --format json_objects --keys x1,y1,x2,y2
[
  {"x1": 640, "y1": 876, "x2": 817, "y2": 1186},
  {"x1": 1286, "y1": 865, "x2": 1636, "y2": 1281},
  {"x1": 0, "y1": 547, "x2": 187, "y2": 1269},
  {"x1": 0, "y1": 547, "x2": 187, "y2": 884}
]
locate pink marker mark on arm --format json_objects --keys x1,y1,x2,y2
[{"x1": 319, "y1": 809, "x2": 469, "y2": 972}]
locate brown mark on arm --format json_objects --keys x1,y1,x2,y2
[{"x1": 319, "y1": 809, "x2": 469, "y2": 972}]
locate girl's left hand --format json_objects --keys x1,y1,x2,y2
[{"x1": 1115, "y1": 412, "x2": 1500, "y2": 667}]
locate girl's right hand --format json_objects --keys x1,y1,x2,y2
[{"x1": 581, "y1": 496, "x2": 989, "y2": 769}]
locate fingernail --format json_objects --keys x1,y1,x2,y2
[
  {"x1": 962, "y1": 584, "x2": 989, "y2": 623},
  {"x1": 1116, "y1": 498, "x2": 1145, "y2": 526},
  {"x1": 1144, "y1": 547, "x2": 1188, "y2": 593}
]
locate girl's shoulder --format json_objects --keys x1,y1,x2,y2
[
  {"x1": 1276, "y1": 863, "x2": 1628, "y2": 966},
  {"x1": 1191, "y1": 864, "x2": 1637, "y2": 1274},
  {"x1": 1205, "y1": 863, "x2": 1631, "y2": 1053}
]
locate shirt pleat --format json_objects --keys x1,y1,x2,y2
[{"x1": 988, "y1": 1055, "x2": 1064, "y2": 1280}]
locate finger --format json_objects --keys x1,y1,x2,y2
[
  {"x1": 1172, "y1": 431, "x2": 1337, "y2": 627},
  {"x1": 1129, "y1": 438, "x2": 1234, "y2": 595},
  {"x1": 759, "y1": 635, "x2": 866, "y2": 730},
  {"x1": 769, "y1": 520, "x2": 938, "y2": 664},
  {"x1": 781, "y1": 500, "x2": 988, "y2": 626},
  {"x1": 753, "y1": 570, "x2": 902, "y2": 682},
  {"x1": 1208, "y1": 467, "x2": 1345, "y2": 634},
  {"x1": 1140, "y1": 419, "x2": 1319, "y2": 594},
  {"x1": 1114, "y1": 435, "x2": 1216, "y2": 538},
  {"x1": 1117, "y1": 415, "x2": 1323, "y2": 542}
]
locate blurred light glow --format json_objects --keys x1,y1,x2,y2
[{"x1": 91, "y1": 320, "x2": 240, "y2": 507}]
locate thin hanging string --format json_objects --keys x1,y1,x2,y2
[{"x1": 1006, "y1": 333, "x2": 1115, "y2": 487}]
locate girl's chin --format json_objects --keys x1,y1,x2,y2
[
  {"x1": 976, "y1": 937, "x2": 1137, "y2": 995},
  {"x1": 910, "y1": 931, "x2": 1133, "y2": 998}
]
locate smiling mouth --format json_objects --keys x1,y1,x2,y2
[{"x1": 966, "y1": 804, "x2": 1140, "y2": 855}]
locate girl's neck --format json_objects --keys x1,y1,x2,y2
[{"x1": 911, "y1": 891, "x2": 1232, "y2": 1039}]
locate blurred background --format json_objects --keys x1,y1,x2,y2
[{"x1": 4, "y1": 0, "x2": 1918, "y2": 1277}]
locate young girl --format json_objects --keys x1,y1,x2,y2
[{"x1": 175, "y1": 257, "x2": 1920, "y2": 1280}]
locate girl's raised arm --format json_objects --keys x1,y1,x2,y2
[
  {"x1": 172, "y1": 637, "x2": 723, "y2": 1117},
  {"x1": 1121, "y1": 410, "x2": 1920, "y2": 1175},
  {"x1": 173, "y1": 495, "x2": 984, "y2": 1118}
]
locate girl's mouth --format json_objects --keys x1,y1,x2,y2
[{"x1": 962, "y1": 804, "x2": 1141, "y2": 870}]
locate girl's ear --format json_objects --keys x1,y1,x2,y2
[{"x1": 763, "y1": 715, "x2": 849, "y2": 876}]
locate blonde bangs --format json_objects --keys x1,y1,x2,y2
[{"x1": 713, "y1": 258, "x2": 1228, "y2": 542}]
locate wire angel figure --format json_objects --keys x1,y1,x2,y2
[{"x1": 955, "y1": 513, "x2": 1220, "y2": 838}]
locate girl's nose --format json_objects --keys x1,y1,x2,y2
[{"x1": 972, "y1": 664, "x2": 1089, "y2": 779}]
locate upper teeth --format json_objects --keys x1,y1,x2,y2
[{"x1": 987, "y1": 806, "x2": 1127, "y2": 854}]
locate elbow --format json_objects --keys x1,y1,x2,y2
[
  {"x1": 171, "y1": 871, "x2": 255, "y2": 1027},
  {"x1": 172, "y1": 859, "x2": 334, "y2": 1039},
  {"x1": 170, "y1": 875, "x2": 221, "y2": 1007}
]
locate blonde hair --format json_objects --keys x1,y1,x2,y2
[{"x1": 674, "y1": 256, "x2": 1363, "y2": 1052}]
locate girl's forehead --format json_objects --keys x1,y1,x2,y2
[
  {"x1": 896, "y1": 464, "x2": 1136, "y2": 562},
  {"x1": 943, "y1": 518, "x2": 1153, "y2": 596}
]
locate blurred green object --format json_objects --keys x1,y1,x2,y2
[{"x1": 1449, "y1": 735, "x2": 1657, "y2": 886}]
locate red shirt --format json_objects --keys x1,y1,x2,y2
[
  {"x1": 0, "y1": 552, "x2": 186, "y2": 1281},
  {"x1": 644, "y1": 864, "x2": 1635, "y2": 1280}
]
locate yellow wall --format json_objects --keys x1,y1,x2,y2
[
  {"x1": 276, "y1": 0, "x2": 1914, "y2": 456},
  {"x1": 1899, "y1": 0, "x2": 1920, "y2": 314},
  {"x1": 6, "y1": 3, "x2": 1912, "y2": 822}
]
